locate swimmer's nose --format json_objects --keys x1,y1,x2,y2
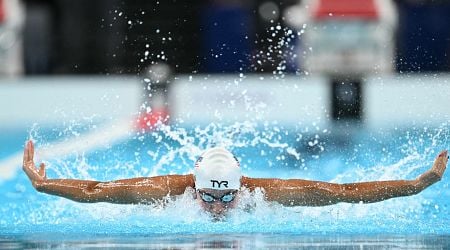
[{"x1": 210, "y1": 202, "x2": 227, "y2": 214}]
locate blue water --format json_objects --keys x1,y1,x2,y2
[
  {"x1": 1, "y1": 234, "x2": 449, "y2": 249},
  {"x1": 0, "y1": 122, "x2": 449, "y2": 247}
]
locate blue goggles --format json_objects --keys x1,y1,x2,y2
[{"x1": 197, "y1": 190, "x2": 237, "y2": 203}]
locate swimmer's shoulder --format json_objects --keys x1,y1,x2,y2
[
  {"x1": 166, "y1": 174, "x2": 195, "y2": 189},
  {"x1": 240, "y1": 176, "x2": 277, "y2": 191}
]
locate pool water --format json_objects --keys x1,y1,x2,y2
[
  {"x1": 1, "y1": 234, "x2": 450, "y2": 249},
  {"x1": 0, "y1": 121, "x2": 449, "y2": 248}
]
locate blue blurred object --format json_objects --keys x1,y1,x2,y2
[
  {"x1": 201, "y1": 4, "x2": 252, "y2": 73},
  {"x1": 396, "y1": 2, "x2": 450, "y2": 72}
]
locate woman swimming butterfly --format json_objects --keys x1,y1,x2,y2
[{"x1": 23, "y1": 140, "x2": 448, "y2": 218}]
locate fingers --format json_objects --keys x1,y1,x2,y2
[
  {"x1": 437, "y1": 150, "x2": 448, "y2": 167},
  {"x1": 23, "y1": 140, "x2": 37, "y2": 178},
  {"x1": 416, "y1": 150, "x2": 447, "y2": 188},
  {"x1": 23, "y1": 141, "x2": 29, "y2": 165},
  {"x1": 22, "y1": 140, "x2": 47, "y2": 185},
  {"x1": 23, "y1": 160, "x2": 38, "y2": 182},
  {"x1": 23, "y1": 140, "x2": 35, "y2": 167},
  {"x1": 29, "y1": 140, "x2": 34, "y2": 162},
  {"x1": 431, "y1": 150, "x2": 448, "y2": 177},
  {"x1": 442, "y1": 150, "x2": 448, "y2": 164},
  {"x1": 38, "y1": 163, "x2": 46, "y2": 179},
  {"x1": 24, "y1": 140, "x2": 33, "y2": 163}
]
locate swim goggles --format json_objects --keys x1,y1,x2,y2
[{"x1": 197, "y1": 190, "x2": 237, "y2": 203}]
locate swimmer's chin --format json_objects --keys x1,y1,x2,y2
[
  {"x1": 209, "y1": 212, "x2": 229, "y2": 222},
  {"x1": 211, "y1": 215, "x2": 226, "y2": 222}
]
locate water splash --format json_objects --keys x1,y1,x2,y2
[{"x1": 4, "y1": 117, "x2": 448, "y2": 234}]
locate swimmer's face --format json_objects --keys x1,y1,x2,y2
[{"x1": 196, "y1": 188, "x2": 239, "y2": 217}]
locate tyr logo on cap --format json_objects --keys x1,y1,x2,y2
[{"x1": 211, "y1": 180, "x2": 229, "y2": 188}]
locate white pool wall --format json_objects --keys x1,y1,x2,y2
[
  {"x1": 0, "y1": 74, "x2": 449, "y2": 129},
  {"x1": 170, "y1": 75, "x2": 330, "y2": 127},
  {"x1": 365, "y1": 74, "x2": 450, "y2": 128},
  {"x1": 0, "y1": 76, "x2": 143, "y2": 129}
]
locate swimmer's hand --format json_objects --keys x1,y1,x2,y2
[
  {"x1": 417, "y1": 150, "x2": 448, "y2": 189},
  {"x1": 22, "y1": 140, "x2": 47, "y2": 188}
]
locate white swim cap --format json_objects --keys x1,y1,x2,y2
[{"x1": 194, "y1": 147, "x2": 241, "y2": 190}]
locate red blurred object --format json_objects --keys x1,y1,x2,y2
[
  {"x1": 0, "y1": 0, "x2": 5, "y2": 23},
  {"x1": 313, "y1": 0, "x2": 378, "y2": 20},
  {"x1": 136, "y1": 108, "x2": 169, "y2": 131}
]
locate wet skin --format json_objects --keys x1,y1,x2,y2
[
  {"x1": 23, "y1": 140, "x2": 448, "y2": 209},
  {"x1": 196, "y1": 188, "x2": 239, "y2": 218}
]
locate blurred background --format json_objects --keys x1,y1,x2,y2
[
  {"x1": 0, "y1": 0, "x2": 449, "y2": 153},
  {"x1": 1, "y1": 0, "x2": 449, "y2": 76},
  {"x1": 1, "y1": 0, "x2": 448, "y2": 126},
  {"x1": 1, "y1": 0, "x2": 450, "y2": 150}
]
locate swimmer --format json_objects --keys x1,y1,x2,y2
[{"x1": 23, "y1": 140, "x2": 448, "y2": 218}]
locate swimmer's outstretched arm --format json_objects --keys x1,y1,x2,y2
[
  {"x1": 22, "y1": 140, "x2": 194, "y2": 204},
  {"x1": 241, "y1": 150, "x2": 448, "y2": 206}
]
